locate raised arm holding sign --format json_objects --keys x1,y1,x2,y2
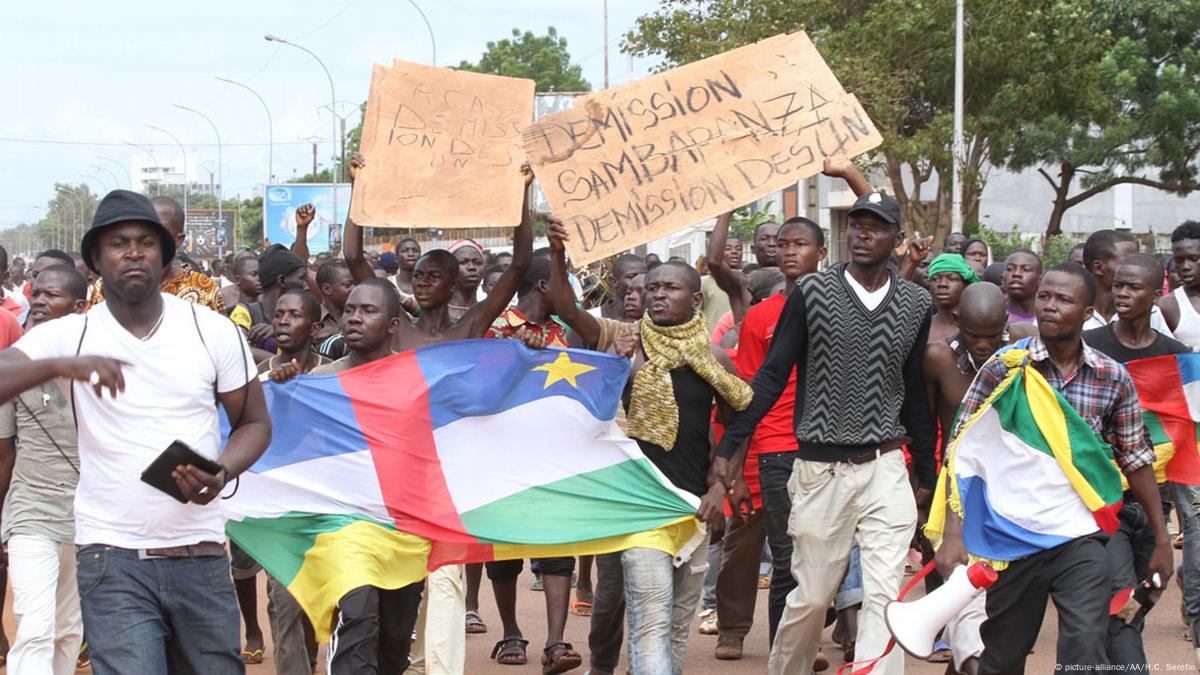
[{"x1": 350, "y1": 60, "x2": 535, "y2": 230}]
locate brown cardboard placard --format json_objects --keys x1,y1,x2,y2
[
  {"x1": 350, "y1": 61, "x2": 535, "y2": 229},
  {"x1": 521, "y1": 31, "x2": 882, "y2": 265}
]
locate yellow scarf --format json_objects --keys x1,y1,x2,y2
[{"x1": 627, "y1": 312, "x2": 754, "y2": 449}]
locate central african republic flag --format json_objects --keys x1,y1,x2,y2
[
  {"x1": 925, "y1": 347, "x2": 1124, "y2": 569},
  {"x1": 223, "y1": 340, "x2": 702, "y2": 638},
  {"x1": 1124, "y1": 353, "x2": 1200, "y2": 485}
]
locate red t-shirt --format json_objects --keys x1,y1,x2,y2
[
  {"x1": 734, "y1": 292, "x2": 798, "y2": 455},
  {"x1": 728, "y1": 292, "x2": 799, "y2": 510},
  {"x1": 0, "y1": 306, "x2": 22, "y2": 349}
]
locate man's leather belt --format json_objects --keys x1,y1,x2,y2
[
  {"x1": 845, "y1": 446, "x2": 902, "y2": 465},
  {"x1": 136, "y1": 542, "x2": 226, "y2": 559}
]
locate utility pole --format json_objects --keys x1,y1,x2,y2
[
  {"x1": 603, "y1": 0, "x2": 609, "y2": 88},
  {"x1": 312, "y1": 143, "x2": 318, "y2": 178},
  {"x1": 951, "y1": 0, "x2": 965, "y2": 234},
  {"x1": 340, "y1": 117, "x2": 347, "y2": 183}
]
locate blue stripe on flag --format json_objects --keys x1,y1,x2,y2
[
  {"x1": 958, "y1": 475, "x2": 1074, "y2": 562},
  {"x1": 415, "y1": 340, "x2": 629, "y2": 430},
  {"x1": 250, "y1": 375, "x2": 370, "y2": 471},
  {"x1": 1178, "y1": 353, "x2": 1200, "y2": 385}
]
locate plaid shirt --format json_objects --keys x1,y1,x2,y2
[{"x1": 951, "y1": 336, "x2": 1154, "y2": 475}]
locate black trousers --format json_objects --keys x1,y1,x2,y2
[
  {"x1": 1105, "y1": 502, "x2": 1156, "y2": 669},
  {"x1": 758, "y1": 450, "x2": 800, "y2": 643},
  {"x1": 979, "y1": 535, "x2": 1111, "y2": 674},
  {"x1": 328, "y1": 583, "x2": 424, "y2": 675}
]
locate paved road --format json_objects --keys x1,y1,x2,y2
[{"x1": 16, "y1": 553, "x2": 1189, "y2": 673}]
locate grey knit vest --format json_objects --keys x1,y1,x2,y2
[{"x1": 795, "y1": 264, "x2": 931, "y2": 447}]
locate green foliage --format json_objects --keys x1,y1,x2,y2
[
  {"x1": 237, "y1": 196, "x2": 264, "y2": 248},
  {"x1": 974, "y1": 226, "x2": 1077, "y2": 266},
  {"x1": 291, "y1": 169, "x2": 336, "y2": 184},
  {"x1": 729, "y1": 202, "x2": 775, "y2": 244},
  {"x1": 457, "y1": 27, "x2": 591, "y2": 93},
  {"x1": 1042, "y1": 234, "x2": 1078, "y2": 267},
  {"x1": 992, "y1": 0, "x2": 1200, "y2": 232}
]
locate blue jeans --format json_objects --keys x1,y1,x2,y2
[
  {"x1": 836, "y1": 542, "x2": 863, "y2": 611},
  {"x1": 76, "y1": 545, "x2": 243, "y2": 675},
  {"x1": 1173, "y1": 482, "x2": 1200, "y2": 643},
  {"x1": 622, "y1": 538, "x2": 709, "y2": 675},
  {"x1": 700, "y1": 521, "x2": 725, "y2": 611}
]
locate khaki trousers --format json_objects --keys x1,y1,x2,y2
[
  {"x1": 407, "y1": 565, "x2": 465, "y2": 675},
  {"x1": 768, "y1": 451, "x2": 916, "y2": 675}
]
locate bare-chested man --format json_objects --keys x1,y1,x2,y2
[
  {"x1": 341, "y1": 152, "x2": 532, "y2": 675},
  {"x1": 922, "y1": 282, "x2": 1033, "y2": 675}
]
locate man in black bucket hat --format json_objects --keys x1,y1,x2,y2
[
  {"x1": 85, "y1": 193, "x2": 226, "y2": 314},
  {"x1": 0, "y1": 189, "x2": 272, "y2": 674}
]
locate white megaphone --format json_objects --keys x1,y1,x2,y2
[{"x1": 884, "y1": 561, "x2": 998, "y2": 659}]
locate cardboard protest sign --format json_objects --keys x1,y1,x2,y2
[
  {"x1": 521, "y1": 32, "x2": 883, "y2": 265},
  {"x1": 350, "y1": 60, "x2": 535, "y2": 229}
]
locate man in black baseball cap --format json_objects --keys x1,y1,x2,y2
[
  {"x1": 847, "y1": 190, "x2": 902, "y2": 229},
  {"x1": 80, "y1": 190, "x2": 175, "y2": 275}
]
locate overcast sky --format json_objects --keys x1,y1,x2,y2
[{"x1": 0, "y1": 0, "x2": 663, "y2": 229}]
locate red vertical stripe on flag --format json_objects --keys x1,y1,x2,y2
[
  {"x1": 338, "y1": 352, "x2": 473, "y2": 542},
  {"x1": 1129, "y1": 356, "x2": 1200, "y2": 485}
]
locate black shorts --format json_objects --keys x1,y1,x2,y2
[{"x1": 484, "y1": 556, "x2": 575, "y2": 581}]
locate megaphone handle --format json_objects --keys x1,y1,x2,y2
[{"x1": 837, "y1": 561, "x2": 938, "y2": 674}]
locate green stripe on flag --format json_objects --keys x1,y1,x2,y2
[
  {"x1": 988, "y1": 369, "x2": 1123, "y2": 506},
  {"x1": 227, "y1": 513, "x2": 394, "y2": 586},
  {"x1": 459, "y1": 458, "x2": 697, "y2": 545},
  {"x1": 1144, "y1": 410, "x2": 1171, "y2": 447}
]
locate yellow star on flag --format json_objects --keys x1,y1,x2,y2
[{"x1": 532, "y1": 352, "x2": 596, "y2": 389}]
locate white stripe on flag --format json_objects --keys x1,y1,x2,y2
[
  {"x1": 955, "y1": 407, "x2": 1099, "y2": 540},
  {"x1": 434, "y1": 396, "x2": 642, "y2": 513},
  {"x1": 231, "y1": 450, "x2": 390, "y2": 522}
]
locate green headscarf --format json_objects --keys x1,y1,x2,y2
[{"x1": 927, "y1": 253, "x2": 980, "y2": 284}]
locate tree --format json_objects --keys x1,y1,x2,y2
[
  {"x1": 457, "y1": 27, "x2": 591, "y2": 92},
  {"x1": 28, "y1": 183, "x2": 100, "y2": 253},
  {"x1": 624, "y1": 0, "x2": 1107, "y2": 244},
  {"x1": 1001, "y1": 0, "x2": 1200, "y2": 236}
]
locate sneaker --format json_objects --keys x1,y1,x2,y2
[
  {"x1": 698, "y1": 608, "x2": 718, "y2": 635},
  {"x1": 714, "y1": 635, "x2": 743, "y2": 660}
]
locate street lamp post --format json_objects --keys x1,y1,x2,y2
[
  {"x1": 97, "y1": 156, "x2": 132, "y2": 189},
  {"x1": 951, "y1": 0, "x2": 964, "y2": 234},
  {"x1": 173, "y1": 104, "x2": 223, "y2": 240},
  {"x1": 215, "y1": 76, "x2": 274, "y2": 185},
  {"x1": 146, "y1": 124, "x2": 189, "y2": 235},
  {"x1": 55, "y1": 186, "x2": 84, "y2": 248},
  {"x1": 90, "y1": 164, "x2": 121, "y2": 193},
  {"x1": 265, "y1": 34, "x2": 339, "y2": 223},
  {"x1": 124, "y1": 141, "x2": 160, "y2": 195},
  {"x1": 405, "y1": 0, "x2": 437, "y2": 64}
]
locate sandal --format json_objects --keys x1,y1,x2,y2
[
  {"x1": 928, "y1": 639, "x2": 952, "y2": 663},
  {"x1": 466, "y1": 610, "x2": 488, "y2": 634},
  {"x1": 242, "y1": 648, "x2": 265, "y2": 665},
  {"x1": 491, "y1": 637, "x2": 529, "y2": 665},
  {"x1": 571, "y1": 599, "x2": 592, "y2": 617},
  {"x1": 542, "y1": 641, "x2": 583, "y2": 674}
]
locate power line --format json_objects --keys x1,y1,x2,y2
[{"x1": 0, "y1": 136, "x2": 311, "y2": 148}]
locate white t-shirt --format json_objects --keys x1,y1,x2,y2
[
  {"x1": 1083, "y1": 305, "x2": 1174, "y2": 337},
  {"x1": 13, "y1": 293, "x2": 256, "y2": 548},
  {"x1": 844, "y1": 270, "x2": 892, "y2": 312}
]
